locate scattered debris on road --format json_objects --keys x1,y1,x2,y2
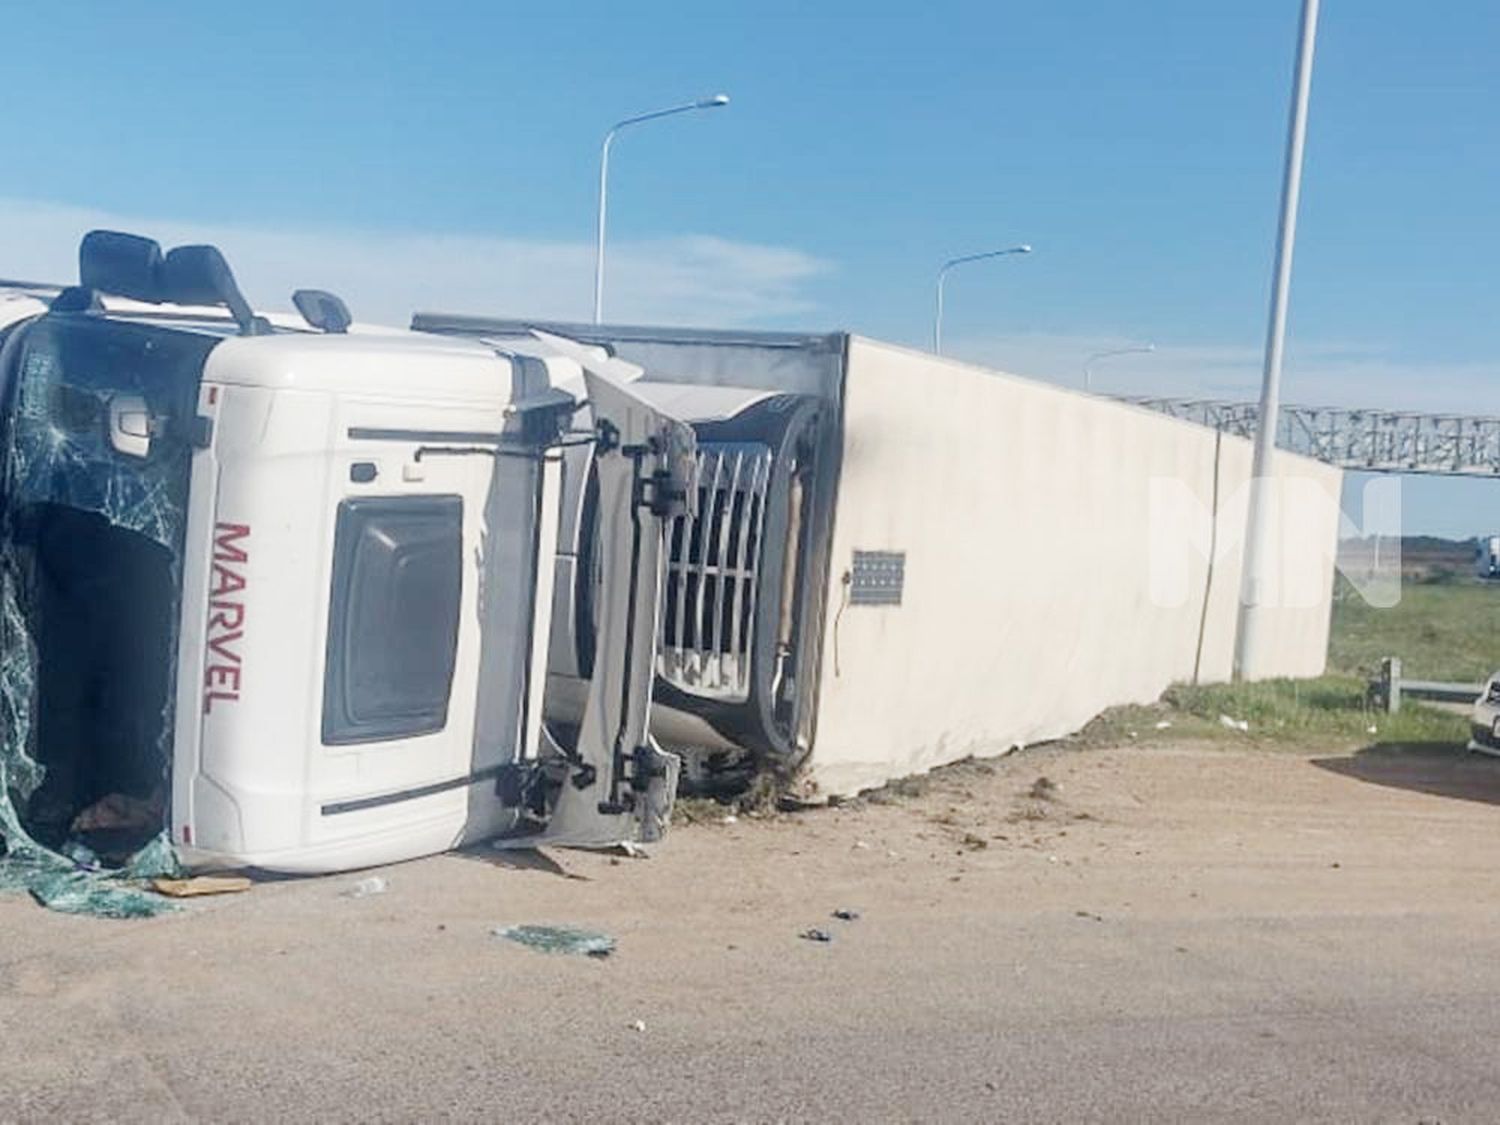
[
  {"x1": 495, "y1": 924, "x2": 616, "y2": 958},
  {"x1": 342, "y1": 876, "x2": 389, "y2": 899},
  {"x1": 60, "y1": 841, "x2": 100, "y2": 869},
  {"x1": 152, "y1": 875, "x2": 252, "y2": 898},
  {"x1": 7, "y1": 832, "x2": 184, "y2": 919},
  {"x1": 1028, "y1": 777, "x2": 1059, "y2": 801}
]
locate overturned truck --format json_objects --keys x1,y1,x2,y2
[
  {"x1": 0, "y1": 230, "x2": 1343, "y2": 896},
  {"x1": 416, "y1": 315, "x2": 1344, "y2": 798}
]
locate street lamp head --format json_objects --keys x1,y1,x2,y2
[{"x1": 595, "y1": 92, "x2": 733, "y2": 324}]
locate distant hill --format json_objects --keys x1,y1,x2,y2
[
  {"x1": 1403, "y1": 535, "x2": 1478, "y2": 555},
  {"x1": 1338, "y1": 535, "x2": 1476, "y2": 581}
]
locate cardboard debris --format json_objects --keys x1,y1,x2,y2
[{"x1": 150, "y1": 875, "x2": 252, "y2": 898}]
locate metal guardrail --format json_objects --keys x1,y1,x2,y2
[{"x1": 1370, "y1": 657, "x2": 1483, "y2": 714}]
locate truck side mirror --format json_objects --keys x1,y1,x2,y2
[
  {"x1": 293, "y1": 289, "x2": 352, "y2": 334},
  {"x1": 79, "y1": 231, "x2": 164, "y2": 303},
  {"x1": 160, "y1": 245, "x2": 267, "y2": 335}
]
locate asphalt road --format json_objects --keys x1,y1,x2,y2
[{"x1": 2, "y1": 741, "x2": 1499, "y2": 1122}]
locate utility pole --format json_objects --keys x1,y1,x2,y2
[{"x1": 1234, "y1": 0, "x2": 1320, "y2": 681}]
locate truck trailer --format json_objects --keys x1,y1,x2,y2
[{"x1": 417, "y1": 314, "x2": 1345, "y2": 798}]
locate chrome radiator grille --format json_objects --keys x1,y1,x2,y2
[{"x1": 658, "y1": 442, "x2": 773, "y2": 702}]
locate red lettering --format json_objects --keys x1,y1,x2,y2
[
  {"x1": 207, "y1": 630, "x2": 243, "y2": 666},
  {"x1": 204, "y1": 521, "x2": 250, "y2": 714},
  {"x1": 210, "y1": 563, "x2": 247, "y2": 597},
  {"x1": 205, "y1": 664, "x2": 242, "y2": 692},
  {"x1": 207, "y1": 601, "x2": 245, "y2": 631},
  {"x1": 213, "y1": 522, "x2": 250, "y2": 563}
]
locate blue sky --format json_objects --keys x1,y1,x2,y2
[{"x1": 2, "y1": 1, "x2": 1495, "y2": 533}]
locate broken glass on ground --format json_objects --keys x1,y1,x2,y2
[
  {"x1": 493, "y1": 924, "x2": 617, "y2": 957},
  {"x1": 0, "y1": 829, "x2": 182, "y2": 918}
]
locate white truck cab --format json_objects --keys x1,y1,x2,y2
[{"x1": 0, "y1": 232, "x2": 693, "y2": 874}]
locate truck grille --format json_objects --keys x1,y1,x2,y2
[{"x1": 659, "y1": 442, "x2": 773, "y2": 702}]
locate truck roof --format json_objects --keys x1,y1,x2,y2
[
  {"x1": 414, "y1": 312, "x2": 849, "y2": 405},
  {"x1": 413, "y1": 311, "x2": 844, "y2": 353},
  {"x1": 203, "y1": 328, "x2": 525, "y2": 397},
  {"x1": 0, "y1": 284, "x2": 563, "y2": 401}
]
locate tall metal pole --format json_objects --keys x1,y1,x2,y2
[
  {"x1": 1234, "y1": 0, "x2": 1320, "y2": 680},
  {"x1": 934, "y1": 268, "x2": 948, "y2": 355},
  {"x1": 593, "y1": 95, "x2": 730, "y2": 325},
  {"x1": 933, "y1": 244, "x2": 1031, "y2": 355},
  {"x1": 594, "y1": 129, "x2": 616, "y2": 325}
]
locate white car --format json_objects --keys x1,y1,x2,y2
[{"x1": 1468, "y1": 674, "x2": 1500, "y2": 755}]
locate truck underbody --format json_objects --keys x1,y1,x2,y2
[{"x1": 415, "y1": 315, "x2": 848, "y2": 790}]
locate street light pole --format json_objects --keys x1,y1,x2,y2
[
  {"x1": 1082, "y1": 344, "x2": 1155, "y2": 393},
  {"x1": 593, "y1": 94, "x2": 730, "y2": 325},
  {"x1": 933, "y1": 245, "x2": 1031, "y2": 355},
  {"x1": 1234, "y1": 0, "x2": 1320, "y2": 681}
]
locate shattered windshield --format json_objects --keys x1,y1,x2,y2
[{"x1": 0, "y1": 313, "x2": 213, "y2": 915}]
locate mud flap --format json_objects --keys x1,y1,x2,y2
[{"x1": 497, "y1": 335, "x2": 696, "y2": 849}]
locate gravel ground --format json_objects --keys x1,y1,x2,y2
[{"x1": 3, "y1": 739, "x2": 1500, "y2": 1122}]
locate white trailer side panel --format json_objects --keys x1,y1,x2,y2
[{"x1": 808, "y1": 337, "x2": 1341, "y2": 795}]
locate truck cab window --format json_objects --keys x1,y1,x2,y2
[{"x1": 322, "y1": 495, "x2": 464, "y2": 745}]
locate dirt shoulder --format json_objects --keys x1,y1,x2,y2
[{"x1": 5, "y1": 739, "x2": 1500, "y2": 1121}]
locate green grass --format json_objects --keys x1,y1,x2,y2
[
  {"x1": 1082, "y1": 674, "x2": 1468, "y2": 751},
  {"x1": 1083, "y1": 573, "x2": 1494, "y2": 753},
  {"x1": 1329, "y1": 574, "x2": 1500, "y2": 682}
]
